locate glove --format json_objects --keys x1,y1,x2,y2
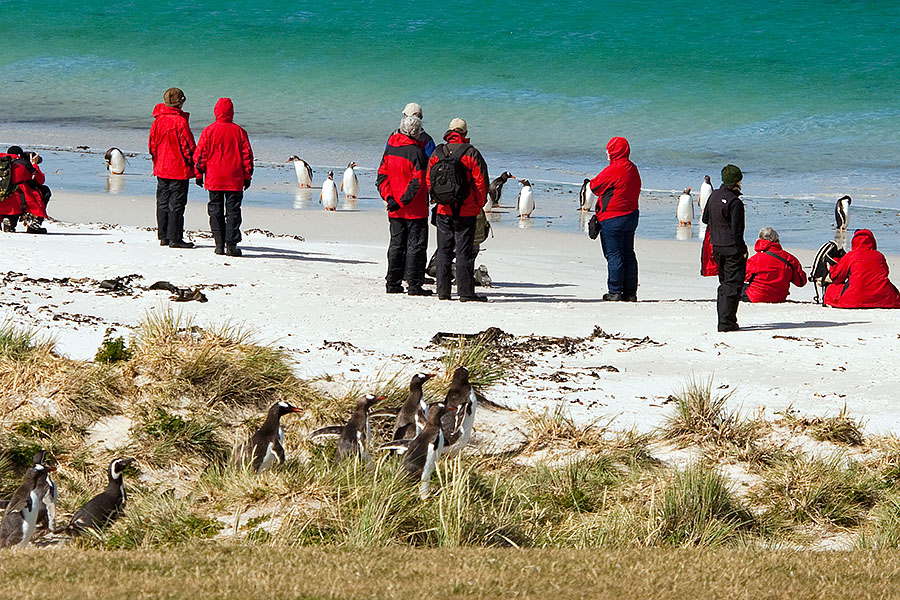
[
  {"x1": 244, "y1": 179, "x2": 251, "y2": 190},
  {"x1": 386, "y1": 197, "x2": 402, "y2": 212},
  {"x1": 195, "y1": 177, "x2": 204, "y2": 188}
]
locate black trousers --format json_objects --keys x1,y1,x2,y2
[
  {"x1": 386, "y1": 217, "x2": 428, "y2": 291},
  {"x1": 713, "y1": 245, "x2": 747, "y2": 330},
  {"x1": 208, "y1": 190, "x2": 243, "y2": 245},
  {"x1": 435, "y1": 214, "x2": 476, "y2": 298},
  {"x1": 156, "y1": 177, "x2": 189, "y2": 243}
]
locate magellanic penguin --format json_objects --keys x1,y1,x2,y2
[
  {"x1": 287, "y1": 155, "x2": 313, "y2": 188},
  {"x1": 835, "y1": 195, "x2": 852, "y2": 230},
  {"x1": 392, "y1": 373, "x2": 435, "y2": 441},
  {"x1": 487, "y1": 171, "x2": 515, "y2": 210},
  {"x1": 68, "y1": 457, "x2": 133, "y2": 533},
  {"x1": 104, "y1": 147, "x2": 127, "y2": 175},
  {"x1": 320, "y1": 171, "x2": 339, "y2": 211},
  {"x1": 440, "y1": 366, "x2": 479, "y2": 457},
  {"x1": 0, "y1": 464, "x2": 55, "y2": 548},
  {"x1": 341, "y1": 161, "x2": 359, "y2": 200},
  {"x1": 517, "y1": 179, "x2": 534, "y2": 218},
  {"x1": 237, "y1": 402, "x2": 304, "y2": 472},
  {"x1": 677, "y1": 187, "x2": 694, "y2": 226},
  {"x1": 579, "y1": 178, "x2": 597, "y2": 211},
  {"x1": 309, "y1": 394, "x2": 386, "y2": 462},
  {"x1": 381, "y1": 403, "x2": 457, "y2": 499},
  {"x1": 699, "y1": 175, "x2": 713, "y2": 214},
  {"x1": 32, "y1": 450, "x2": 58, "y2": 532}
]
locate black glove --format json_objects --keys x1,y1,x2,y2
[
  {"x1": 386, "y1": 197, "x2": 402, "y2": 212},
  {"x1": 244, "y1": 179, "x2": 251, "y2": 190},
  {"x1": 195, "y1": 177, "x2": 204, "y2": 188}
]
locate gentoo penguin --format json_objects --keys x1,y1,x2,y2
[
  {"x1": 381, "y1": 403, "x2": 457, "y2": 498},
  {"x1": 68, "y1": 457, "x2": 133, "y2": 533},
  {"x1": 392, "y1": 373, "x2": 435, "y2": 441},
  {"x1": 238, "y1": 401, "x2": 303, "y2": 472},
  {"x1": 677, "y1": 187, "x2": 694, "y2": 226},
  {"x1": 0, "y1": 464, "x2": 54, "y2": 548},
  {"x1": 104, "y1": 147, "x2": 127, "y2": 175},
  {"x1": 517, "y1": 179, "x2": 535, "y2": 218},
  {"x1": 699, "y1": 175, "x2": 713, "y2": 214},
  {"x1": 341, "y1": 161, "x2": 359, "y2": 200},
  {"x1": 487, "y1": 172, "x2": 515, "y2": 209},
  {"x1": 320, "y1": 171, "x2": 339, "y2": 211},
  {"x1": 32, "y1": 451, "x2": 58, "y2": 532},
  {"x1": 287, "y1": 155, "x2": 313, "y2": 188},
  {"x1": 579, "y1": 178, "x2": 597, "y2": 211},
  {"x1": 440, "y1": 366, "x2": 478, "y2": 457},
  {"x1": 309, "y1": 394, "x2": 386, "y2": 462},
  {"x1": 835, "y1": 195, "x2": 852, "y2": 230}
]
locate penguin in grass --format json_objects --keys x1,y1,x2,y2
[
  {"x1": 32, "y1": 450, "x2": 58, "y2": 532},
  {"x1": 68, "y1": 457, "x2": 133, "y2": 533},
  {"x1": 309, "y1": 394, "x2": 387, "y2": 462},
  {"x1": 320, "y1": 171, "x2": 339, "y2": 211},
  {"x1": 677, "y1": 187, "x2": 694, "y2": 226},
  {"x1": 341, "y1": 161, "x2": 359, "y2": 200},
  {"x1": 236, "y1": 401, "x2": 304, "y2": 472},
  {"x1": 487, "y1": 171, "x2": 515, "y2": 210},
  {"x1": 380, "y1": 403, "x2": 457, "y2": 498},
  {"x1": 392, "y1": 373, "x2": 435, "y2": 441},
  {"x1": 579, "y1": 178, "x2": 597, "y2": 211},
  {"x1": 517, "y1": 179, "x2": 534, "y2": 218},
  {"x1": 440, "y1": 366, "x2": 479, "y2": 457},
  {"x1": 699, "y1": 175, "x2": 713, "y2": 215},
  {"x1": 287, "y1": 155, "x2": 313, "y2": 188},
  {"x1": 835, "y1": 195, "x2": 852, "y2": 230},
  {"x1": 104, "y1": 147, "x2": 127, "y2": 175},
  {"x1": 0, "y1": 463, "x2": 55, "y2": 548}
]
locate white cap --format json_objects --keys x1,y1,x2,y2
[
  {"x1": 448, "y1": 117, "x2": 468, "y2": 135},
  {"x1": 402, "y1": 102, "x2": 423, "y2": 118}
]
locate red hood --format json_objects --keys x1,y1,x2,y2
[
  {"x1": 214, "y1": 98, "x2": 234, "y2": 123},
  {"x1": 606, "y1": 136, "x2": 631, "y2": 162},
  {"x1": 754, "y1": 239, "x2": 782, "y2": 253},
  {"x1": 443, "y1": 130, "x2": 470, "y2": 144},
  {"x1": 388, "y1": 131, "x2": 419, "y2": 147},
  {"x1": 152, "y1": 103, "x2": 189, "y2": 120},
  {"x1": 852, "y1": 229, "x2": 877, "y2": 251}
]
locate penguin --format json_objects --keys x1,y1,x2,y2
[
  {"x1": 0, "y1": 464, "x2": 54, "y2": 548},
  {"x1": 579, "y1": 178, "x2": 597, "y2": 211},
  {"x1": 381, "y1": 403, "x2": 457, "y2": 499},
  {"x1": 835, "y1": 195, "x2": 852, "y2": 230},
  {"x1": 287, "y1": 155, "x2": 313, "y2": 188},
  {"x1": 487, "y1": 172, "x2": 515, "y2": 209},
  {"x1": 237, "y1": 402, "x2": 304, "y2": 472},
  {"x1": 320, "y1": 171, "x2": 339, "y2": 211},
  {"x1": 677, "y1": 187, "x2": 694, "y2": 226},
  {"x1": 341, "y1": 161, "x2": 359, "y2": 200},
  {"x1": 68, "y1": 457, "x2": 133, "y2": 533},
  {"x1": 392, "y1": 373, "x2": 435, "y2": 441},
  {"x1": 699, "y1": 175, "x2": 713, "y2": 215},
  {"x1": 440, "y1": 366, "x2": 478, "y2": 457},
  {"x1": 104, "y1": 147, "x2": 127, "y2": 175},
  {"x1": 309, "y1": 394, "x2": 386, "y2": 462},
  {"x1": 32, "y1": 450, "x2": 58, "y2": 532},
  {"x1": 517, "y1": 179, "x2": 535, "y2": 218}
]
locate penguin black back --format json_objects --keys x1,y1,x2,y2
[
  {"x1": 489, "y1": 171, "x2": 515, "y2": 205},
  {"x1": 245, "y1": 401, "x2": 303, "y2": 471},
  {"x1": 69, "y1": 457, "x2": 133, "y2": 532},
  {"x1": 335, "y1": 394, "x2": 385, "y2": 462},
  {"x1": 393, "y1": 373, "x2": 434, "y2": 441},
  {"x1": 32, "y1": 450, "x2": 57, "y2": 531},
  {"x1": 0, "y1": 465, "x2": 52, "y2": 548},
  {"x1": 400, "y1": 402, "x2": 454, "y2": 479},
  {"x1": 835, "y1": 195, "x2": 852, "y2": 230},
  {"x1": 441, "y1": 367, "x2": 473, "y2": 441}
]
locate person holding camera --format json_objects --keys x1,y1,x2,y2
[{"x1": 0, "y1": 146, "x2": 50, "y2": 234}]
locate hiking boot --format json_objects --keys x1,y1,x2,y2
[
  {"x1": 602, "y1": 292, "x2": 624, "y2": 301},
  {"x1": 225, "y1": 244, "x2": 242, "y2": 257},
  {"x1": 438, "y1": 294, "x2": 451, "y2": 301},
  {"x1": 169, "y1": 240, "x2": 195, "y2": 249},
  {"x1": 623, "y1": 294, "x2": 638, "y2": 302},
  {"x1": 459, "y1": 294, "x2": 488, "y2": 303},
  {"x1": 422, "y1": 276, "x2": 436, "y2": 285},
  {"x1": 718, "y1": 324, "x2": 740, "y2": 332},
  {"x1": 214, "y1": 239, "x2": 225, "y2": 255},
  {"x1": 408, "y1": 287, "x2": 434, "y2": 297},
  {"x1": 1, "y1": 218, "x2": 14, "y2": 233},
  {"x1": 159, "y1": 239, "x2": 170, "y2": 246},
  {"x1": 25, "y1": 226, "x2": 47, "y2": 234}
]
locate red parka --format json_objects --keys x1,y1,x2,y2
[
  {"x1": 149, "y1": 104, "x2": 197, "y2": 180},
  {"x1": 426, "y1": 130, "x2": 488, "y2": 218},
  {"x1": 590, "y1": 137, "x2": 641, "y2": 222},
  {"x1": 0, "y1": 155, "x2": 48, "y2": 218},
  {"x1": 377, "y1": 132, "x2": 428, "y2": 219},
  {"x1": 744, "y1": 239, "x2": 807, "y2": 303},
  {"x1": 700, "y1": 228, "x2": 718, "y2": 276},
  {"x1": 824, "y1": 229, "x2": 900, "y2": 308},
  {"x1": 194, "y1": 98, "x2": 254, "y2": 192}
]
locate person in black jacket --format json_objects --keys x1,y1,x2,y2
[{"x1": 701, "y1": 164, "x2": 746, "y2": 332}]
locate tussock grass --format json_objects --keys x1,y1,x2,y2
[
  {"x1": 134, "y1": 408, "x2": 227, "y2": 467},
  {"x1": 662, "y1": 378, "x2": 762, "y2": 449},
  {"x1": 778, "y1": 404, "x2": 865, "y2": 446},
  {"x1": 0, "y1": 321, "x2": 55, "y2": 360},
  {"x1": 525, "y1": 403, "x2": 608, "y2": 449},
  {"x1": 440, "y1": 336, "x2": 506, "y2": 389},
  {"x1": 859, "y1": 494, "x2": 900, "y2": 548}
]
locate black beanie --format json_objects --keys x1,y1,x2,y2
[
  {"x1": 6, "y1": 146, "x2": 23, "y2": 156},
  {"x1": 721, "y1": 164, "x2": 743, "y2": 186}
]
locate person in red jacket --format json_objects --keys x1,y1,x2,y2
[
  {"x1": 743, "y1": 227, "x2": 807, "y2": 303},
  {"x1": 824, "y1": 229, "x2": 900, "y2": 308},
  {"x1": 377, "y1": 115, "x2": 431, "y2": 296},
  {"x1": 149, "y1": 87, "x2": 196, "y2": 249},
  {"x1": 590, "y1": 137, "x2": 641, "y2": 301},
  {"x1": 426, "y1": 118, "x2": 489, "y2": 302},
  {"x1": 193, "y1": 98, "x2": 254, "y2": 257},
  {"x1": 0, "y1": 147, "x2": 49, "y2": 234}
]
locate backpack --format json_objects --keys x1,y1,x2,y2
[
  {"x1": 474, "y1": 209, "x2": 492, "y2": 245},
  {"x1": 429, "y1": 144, "x2": 471, "y2": 212},
  {"x1": 809, "y1": 240, "x2": 845, "y2": 304},
  {"x1": 0, "y1": 155, "x2": 15, "y2": 199}
]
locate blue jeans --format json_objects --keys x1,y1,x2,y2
[{"x1": 599, "y1": 211, "x2": 639, "y2": 295}]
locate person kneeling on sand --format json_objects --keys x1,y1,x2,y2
[
  {"x1": 823, "y1": 229, "x2": 900, "y2": 309},
  {"x1": 0, "y1": 146, "x2": 50, "y2": 234},
  {"x1": 742, "y1": 227, "x2": 807, "y2": 303},
  {"x1": 194, "y1": 98, "x2": 254, "y2": 257}
]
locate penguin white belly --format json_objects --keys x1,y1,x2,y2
[
  {"x1": 518, "y1": 188, "x2": 534, "y2": 217},
  {"x1": 44, "y1": 477, "x2": 58, "y2": 531},
  {"x1": 419, "y1": 432, "x2": 444, "y2": 499},
  {"x1": 108, "y1": 150, "x2": 126, "y2": 175},
  {"x1": 17, "y1": 491, "x2": 41, "y2": 547},
  {"x1": 837, "y1": 199, "x2": 850, "y2": 229},
  {"x1": 677, "y1": 194, "x2": 694, "y2": 224},
  {"x1": 322, "y1": 182, "x2": 339, "y2": 211},
  {"x1": 414, "y1": 400, "x2": 428, "y2": 436},
  {"x1": 295, "y1": 162, "x2": 312, "y2": 187},
  {"x1": 259, "y1": 441, "x2": 278, "y2": 472},
  {"x1": 699, "y1": 183, "x2": 712, "y2": 212},
  {"x1": 342, "y1": 169, "x2": 359, "y2": 198},
  {"x1": 448, "y1": 393, "x2": 478, "y2": 457},
  {"x1": 581, "y1": 187, "x2": 597, "y2": 211}
]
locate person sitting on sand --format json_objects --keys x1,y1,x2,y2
[
  {"x1": 823, "y1": 229, "x2": 900, "y2": 309},
  {"x1": 0, "y1": 146, "x2": 50, "y2": 234},
  {"x1": 742, "y1": 227, "x2": 807, "y2": 303}
]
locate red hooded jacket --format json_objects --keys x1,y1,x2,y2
[
  {"x1": 0, "y1": 155, "x2": 48, "y2": 218},
  {"x1": 194, "y1": 98, "x2": 254, "y2": 192},
  {"x1": 744, "y1": 239, "x2": 807, "y2": 303},
  {"x1": 824, "y1": 229, "x2": 900, "y2": 308},
  {"x1": 377, "y1": 132, "x2": 428, "y2": 219},
  {"x1": 700, "y1": 228, "x2": 718, "y2": 276},
  {"x1": 149, "y1": 104, "x2": 197, "y2": 180},
  {"x1": 426, "y1": 130, "x2": 488, "y2": 217},
  {"x1": 590, "y1": 137, "x2": 641, "y2": 222}
]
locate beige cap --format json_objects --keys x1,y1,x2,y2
[
  {"x1": 402, "y1": 102, "x2": 423, "y2": 118},
  {"x1": 448, "y1": 117, "x2": 468, "y2": 135},
  {"x1": 164, "y1": 87, "x2": 186, "y2": 107}
]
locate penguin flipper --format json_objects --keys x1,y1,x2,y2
[
  {"x1": 308, "y1": 426, "x2": 344, "y2": 441},
  {"x1": 379, "y1": 440, "x2": 412, "y2": 454},
  {"x1": 369, "y1": 408, "x2": 400, "y2": 418}
]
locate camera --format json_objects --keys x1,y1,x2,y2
[{"x1": 29, "y1": 152, "x2": 42, "y2": 165}]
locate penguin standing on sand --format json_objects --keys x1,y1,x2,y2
[
  {"x1": 699, "y1": 175, "x2": 713, "y2": 215},
  {"x1": 441, "y1": 366, "x2": 478, "y2": 457},
  {"x1": 381, "y1": 403, "x2": 456, "y2": 498},
  {"x1": 579, "y1": 178, "x2": 597, "y2": 211},
  {"x1": 487, "y1": 172, "x2": 516, "y2": 210},
  {"x1": 287, "y1": 155, "x2": 313, "y2": 188},
  {"x1": 0, "y1": 464, "x2": 55, "y2": 548},
  {"x1": 104, "y1": 147, "x2": 127, "y2": 175},
  {"x1": 32, "y1": 451, "x2": 58, "y2": 532},
  {"x1": 68, "y1": 458, "x2": 133, "y2": 533},
  {"x1": 238, "y1": 402, "x2": 304, "y2": 472},
  {"x1": 392, "y1": 373, "x2": 434, "y2": 441},
  {"x1": 835, "y1": 195, "x2": 852, "y2": 230},
  {"x1": 341, "y1": 161, "x2": 359, "y2": 200},
  {"x1": 677, "y1": 187, "x2": 694, "y2": 226},
  {"x1": 320, "y1": 171, "x2": 339, "y2": 211},
  {"x1": 517, "y1": 179, "x2": 535, "y2": 218},
  {"x1": 309, "y1": 394, "x2": 386, "y2": 462}
]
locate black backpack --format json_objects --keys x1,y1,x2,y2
[
  {"x1": 809, "y1": 240, "x2": 845, "y2": 304},
  {"x1": 429, "y1": 144, "x2": 471, "y2": 211},
  {"x1": 0, "y1": 155, "x2": 15, "y2": 199}
]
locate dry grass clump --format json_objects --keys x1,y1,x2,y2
[
  {"x1": 777, "y1": 404, "x2": 865, "y2": 446},
  {"x1": 859, "y1": 494, "x2": 900, "y2": 548},
  {"x1": 133, "y1": 407, "x2": 228, "y2": 467},
  {"x1": 662, "y1": 378, "x2": 763, "y2": 449},
  {"x1": 525, "y1": 403, "x2": 609, "y2": 450},
  {"x1": 440, "y1": 336, "x2": 506, "y2": 389}
]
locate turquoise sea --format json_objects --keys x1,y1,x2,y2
[{"x1": 2, "y1": 1, "x2": 900, "y2": 250}]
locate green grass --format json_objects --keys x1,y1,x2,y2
[
  {"x1": 134, "y1": 408, "x2": 227, "y2": 466},
  {"x1": 662, "y1": 378, "x2": 762, "y2": 449},
  {"x1": 0, "y1": 321, "x2": 53, "y2": 359}
]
